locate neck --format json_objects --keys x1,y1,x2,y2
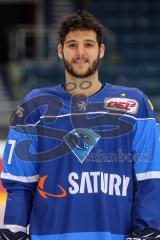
[{"x1": 65, "y1": 71, "x2": 102, "y2": 98}]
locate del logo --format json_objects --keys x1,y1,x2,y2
[{"x1": 104, "y1": 97, "x2": 139, "y2": 114}]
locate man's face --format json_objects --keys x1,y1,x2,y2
[{"x1": 58, "y1": 30, "x2": 105, "y2": 78}]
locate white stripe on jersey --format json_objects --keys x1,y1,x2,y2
[
  {"x1": 136, "y1": 171, "x2": 160, "y2": 181},
  {"x1": 1, "y1": 172, "x2": 39, "y2": 183},
  {"x1": 3, "y1": 224, "x2": 27, "y2": 233},
  {"x1": 9, "y1": 112, "x2": 156, "y2": 128}
]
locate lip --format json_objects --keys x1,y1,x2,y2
[{"x1": 73, "y1": 59, "x2": 88, "y2": 65}]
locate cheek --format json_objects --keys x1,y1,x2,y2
[
  {"x1": 63, "y1": 49, "x2": 75, "y2": 60},
  {"x1": 90, "y1": 51, "x2": 99, "y2": 61}
]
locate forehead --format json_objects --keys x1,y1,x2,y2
[{"x1": 64, "y1": 30, "x2": 97, "y2": 43}]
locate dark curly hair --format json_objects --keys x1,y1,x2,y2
[{"x1": 58, "y1": 10, "x2": 103, "y2": 47}]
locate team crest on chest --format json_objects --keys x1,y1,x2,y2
[{"x1": 63, "y1": 128, "x2": 100, "y2": 163}]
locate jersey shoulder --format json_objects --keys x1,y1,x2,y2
[
  {"x1": 22, "y1": 84, "x2": 62, "y2": 103},
  {"x1": 11, "y1": 84, "x2": 63, "y2": 126},
  {"x1": 109, "y1": 84, "x2": 143, "y2": 99}
]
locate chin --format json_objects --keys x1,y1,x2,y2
[
  {"x1": 73, "y1": 68, "x2": 91, "y2": 76},
  {"x1": 72, "y1": 72, "x2": 90, "y2": 78}
]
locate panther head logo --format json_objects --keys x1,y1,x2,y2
[{"x1": 70, "y1": 131, "x2": 91, "y2": 151}]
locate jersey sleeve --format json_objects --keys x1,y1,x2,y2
[
  {"x1": 132, "y1": 92, "x2": 160, "y2": 231},
  {"x1": 0, "y1": 90, "x2": 40, "y2": 233}
]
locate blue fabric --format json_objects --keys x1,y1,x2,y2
[{"x1": 31, "y1": 231, "x2": 125, "y2": 240}]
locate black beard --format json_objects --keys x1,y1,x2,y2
[{"x1": 62, "y1": 55, "x2": 100, "y2": 78}]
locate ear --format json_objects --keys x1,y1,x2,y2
[
  {"x1": 99, "y1": 43, "x2": 105, "y2": 59},
  {"x1": 57, "y1": 44, "x2": 63, "y2": 59}
]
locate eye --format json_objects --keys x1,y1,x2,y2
[
  {"x1": 84, "y1": 43, "x2": 94, "y2": 48},
  {"x1": 68, "y1": 43, "x2": 77, "y2": 48}
]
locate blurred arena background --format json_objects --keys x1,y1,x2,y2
[{"x1": 0, "y1": 0, "x2": 160, "y2": 226}]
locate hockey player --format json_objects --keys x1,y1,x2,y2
[{"x1": 0, "y1": 10, "x2": 160, "y2": 240}]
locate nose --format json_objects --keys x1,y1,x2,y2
[{"x1": 77, "y1": 45, "x2": 85, "y2": 56}]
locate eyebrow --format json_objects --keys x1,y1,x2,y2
[
  {"x1": 65, "y1": 39, "x2": 96, "y2": 44},
  {"x1": 84, "y1": 39, "x2": 96, "y2": 44}
]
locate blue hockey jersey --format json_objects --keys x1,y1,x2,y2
[{"x1": 1, "y1": 83, "x2": 160, "y2": 240}]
